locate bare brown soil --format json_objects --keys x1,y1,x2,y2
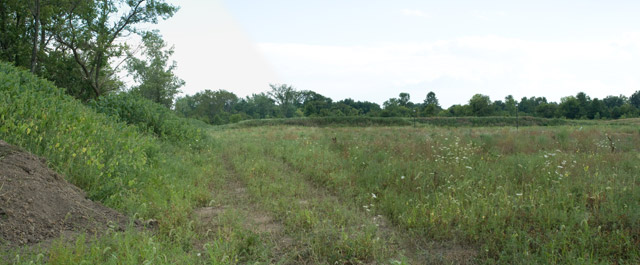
[{"x1": 0, "y1": 140, "x2": 128, "y2": 247}]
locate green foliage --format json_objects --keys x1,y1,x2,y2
[
  {"x1": 630, "y1": 90, "x2": 640, "y2": 109},
  {"x1": 227, "y1": 116, "x2": 574, "y2": 128},
  {"x1": 0, "y1": 61, "x2": 220, "y2": 263},
  {"x1": 0, "y1": 61, "x2": 152, "y2": 202},
  {"x1": 88, "y1": 92, "x2": 205, "y2": 144},
  {"x1": 0, "y1": 0, "x2": 179, "y2": 100},
  {"x1": 469, "y1": 94, "x2": 494, "y2": 116},
  {"x1": 268, "y1": 83, "x2": 302, "y2": 118},
  {"x1": 126, "y1": 30, "x2": 184, "y2": 108},
  {"x1": 174, "y1": 89, "x2": 239, "y2": 124}
]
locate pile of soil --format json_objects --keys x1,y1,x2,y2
[{"x1": 0, "y1": 140, "x2": 128, "y2": 247}]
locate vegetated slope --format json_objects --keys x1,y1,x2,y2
[
  {"x1": 0, "y1": 61, "x2": 209, "y2": 209},
  {"x1": 0, "y1": 140, "x2": 128, "y2": 247},
  {"x1": 0, "y1": 62, "x2": 218, "y2": 264},
  {"x1": 228, "y1": 116, "x2": 576, "y2": 128}
]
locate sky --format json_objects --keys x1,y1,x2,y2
[{"x1": 149, "y1": 0, "x2": 640, "y2": 108}]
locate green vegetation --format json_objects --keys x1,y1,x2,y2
[
  {"x1": 2, "y1": 62, "x2": 639, "y2": 264},
  {"x1": 217, "y1": 125, "x2": 640, "y2": 264},
  {"x1": 175, "y1": 86, "x2": 640, "y2": 126},
  {"x1": 2, "y1": 1, "x2": 638, "y2": 264},
  {"x1": 0, "y1": 0, "x2": 179, "y2": 100},
  {"x1": 88, "y1": 92, "x2": 206, "y2": 143},
  {"x1": 0, "y1": 62, "x2": 212, "y2": 263},
  {"x1": 227, "y1": 116, "x2": 577, "y2": 128}
]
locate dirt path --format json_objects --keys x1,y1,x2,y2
[
  {"x1": 203, "y1": 135, "x2": 477, "y2": 264},
  {"x1": 192, "y1": 153, "x2": 294, "y2": 262}
]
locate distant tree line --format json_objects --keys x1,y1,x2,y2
[{"x1": 175, "y1": 84, "x2": 640, "y2": 125}]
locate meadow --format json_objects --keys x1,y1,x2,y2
[
  {"x1": 2, "y1": 63, "x2": 639, "y2": 264},
  {"x1": 212, "y1": 124, "x2": 639, "y2": 264}
]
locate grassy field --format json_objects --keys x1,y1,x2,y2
[
  {"x1": 6, "y1": 123, "x2": 640, "y2": 264},
  {"x1": 3, "y1": 61, "x2": 639, "y2": 264},
  {"x1": 209, "y1": 124, "x2": 640, "y2": 264}
]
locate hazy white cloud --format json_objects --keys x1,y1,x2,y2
[
  {"x1": 152, "y1": 0, "x2": 280, "y2": 98},
  {"x1": 258, "y1": 33, "x2": 640, "y2": 107},
  {"x1": 471, "y1": 10, "x2": 506, "y2": 20},
  {"x1": 400, "y1": 9, "x2": 429, "y2": 18}
]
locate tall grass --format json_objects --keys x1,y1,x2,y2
[{"x1": 221, "y1": 126, "x2": 640, "y2": 264}]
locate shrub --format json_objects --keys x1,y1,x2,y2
[{"x1": 88, "y1": 92, "x2": 206, "y2": 144}]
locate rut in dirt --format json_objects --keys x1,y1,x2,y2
[{"x1": 192, "y1": 152, "x2": 294, "y2": 259}]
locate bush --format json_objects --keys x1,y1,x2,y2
[
  {"x1": 88, "y1": 92, "x2": 206, "y2": 144},
  {"x1": 226, "y1": 116, "x2": 579, "y2": 128}
]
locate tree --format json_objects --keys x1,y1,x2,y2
[
  {"x1": 424, "y1": 91, "x2": 439, "y2": 106},
  {"x1": 469, "y1": 94, "x2": 493, "y2": 116},
  {"x1": 504, "y1": 95, "x2": 517, "y2": 116},
  {"x1": 54, "y1": 0, "x2": 179, "y2": 99},
  {"x1": 175, "y1": 89, "x2": 238, "y2": 124},
  {"x1": 447, "y1": 104, "x2": 471, "y2": 116},
  {"x1": 576, "y1": 92, "x2": 591, "y2": 118},
  {"x1": 382, "y1": 94, "x2": 412, "y2": 117},
  {"x1": 398, "y1": 92, "x2": 411, "y2": 107},
  {"x1": 630, "y1": 90, "x2": 640, "y2": 109},
  {"x1": 588, "y1": 98, "x2": 605, "y2": 119},
  {"x1": 268, "y1": 84, "x2": 301, "y2": 118},
  {"x1": 337, "y1": 98, "x2": 380, "y2": 116},
  {"x1": 602, "y1": 95, "x2": 627, "y2": 119},
  {"x1": 244, "y1": 93, "x2": 278, "y2": 119},
  {"x1": 421, "y1": 91, "x2": 441, "y2": 116},
  {"x1": 299, "y1": 90, "x2": 332, "y2": 116},
  {"x1": 126, "y1": 30, "x2": 184, "y2": 108},
  {"x1": 558, "y1": 96, "x2": 580, "y2": 119},
  {"x1": 535, "y1": 102, "x2": 558, "y2": 118},
  {"x1": 0, "y1": 0, "x2": 35, "y2": 68}
]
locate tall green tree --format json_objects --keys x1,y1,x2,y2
[
  {"x1": 421, "y1": 91, "x2": 441, "y2": 116},
  {"x1": 504, "y1": 95, "x2": 517, "y2": 116},
  {"x1": 558, "y1": 96, "x2": 580, "y2": 119},
  {"x1": 0, "y1": 0, "x2": 33, "y2": 68},
  {"x1": 54, "y1": 0, "x2": 179, "y2": 100},
  {"x1": 126, "y1": 30, "x2": 184, "y2": 108},
  {"x1": 630, "y1": 90, "x2": 640, "y2": 109},
  {"x1": 268, "y1": 84, "x2": 301, "y2": 118},
  {"x1": 469, "y1": 94, "x2": 493, "y2": 116}
]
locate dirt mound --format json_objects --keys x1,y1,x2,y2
[{"x1": 0, "y1": 140, "x2": 128, "y2": 247}]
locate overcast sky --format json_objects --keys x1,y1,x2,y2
[{"x1": 150, "y1": 0, "x2": 640, "y2": 108}]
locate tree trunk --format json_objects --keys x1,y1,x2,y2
[
  {"x1": 0, "y1": 1, "x2": 7, "y2": 55},
  {"x1": 30, "y1": 0, "x2": 40, "y2": 73}
]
